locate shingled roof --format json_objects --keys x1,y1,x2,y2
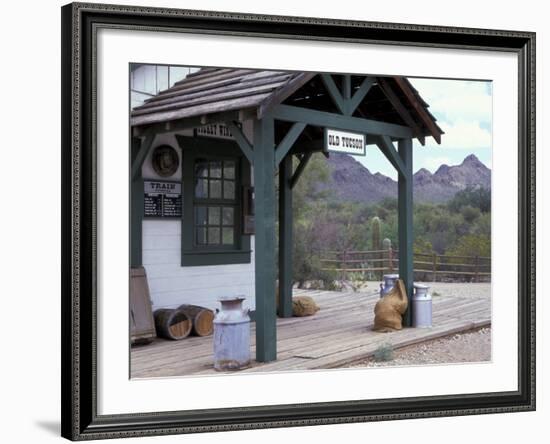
[{"x1": 131, "y1": 68, "x2": 443, "y2": 145}]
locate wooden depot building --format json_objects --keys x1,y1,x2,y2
[{"x1": 130, "y1": 68, "x2": 443, "y2": 362}]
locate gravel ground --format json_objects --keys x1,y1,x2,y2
[{"x1": 349, "y1": 327, "x2": 492, "y2": 368}]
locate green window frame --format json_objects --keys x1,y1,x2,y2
[{"x1": 176, "y1": 135, "x2": 252, "y2": 266}]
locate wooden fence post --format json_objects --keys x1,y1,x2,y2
[
  {"x1": 432, "y1": 253, "x2": 437, "y2": 282},
  {"x1": 474, "y1": 255, "x2": 479, "y2": 283},
  {"x1": 341, "y1": 250, "x2": 348, "y2": 282}
]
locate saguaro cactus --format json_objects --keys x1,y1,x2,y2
[
  {"x1": 383, "y1": 238, "x2": 393, "y2": 273},
  {"x1": 371, "y1": 217, "x2": 382, "y2": 279},
  {"x1": 371, "y1": 217, "x2": 381, "y2": 251}
]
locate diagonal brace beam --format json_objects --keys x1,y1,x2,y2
[
  {"x1": 348, "y1": 77, "x2": 375, "y2": 116},
  {"x1": 274, "y1": 122, "x2": 307, "y2": 166},
  {"x1": 131, "y1": 134, "x2": 155, "y2": 181},
  {"x1": 226, "y1": 120, "x2": 254, "y2": 164},
  {"x1": 376, "y1": 135, "x2": 407, "y2": 178},
  {"x1": 320, "y1": 74, "x2": 346, "y2": 115},
  {"x1": 289, "y1": 152, "x2": 313, "y2": 189}
]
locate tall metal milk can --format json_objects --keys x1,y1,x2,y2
[
  {"x1": 379, "y1": 274, "x2": 399, "y2": 298},
  {"x1": 412, "y1": 284, "x2": 432, "y2": 328},
  {"x1": 213, "y1": 296, "x2": 251, "y2": 371}
]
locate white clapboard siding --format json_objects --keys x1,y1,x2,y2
[{"x1": 142, "y1": 220, "x2": 256, "y2": 311}]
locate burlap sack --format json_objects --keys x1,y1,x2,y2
[
  {"x1": 373, "y1": 279, "x2": 408, "y2": 332},
  {"x1": 292, "y1": 296, "x2": 320, "y2": 317}
]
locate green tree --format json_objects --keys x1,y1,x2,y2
[
  {"x1": 291, "y1": 152, "x2": 331, "y2": 211},
  {"x1": 414, "y1": 237, "x2": 434, "y2": 255},
  {"x1": 290, "y1": 153, "x2": 335, "y2": 287},
  {"x1": 448, "y1": 186, "x2": 491, "y2": 213}
]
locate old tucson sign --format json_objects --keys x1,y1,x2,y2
[{"x1": 324, "y1": 128, "x2": 366, "y2": 156}]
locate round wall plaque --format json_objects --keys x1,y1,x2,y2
[{"x1": 151, "y1": 145, "x2": 179, "y2": 177}]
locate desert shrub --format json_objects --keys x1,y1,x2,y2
[
  {"x1": 373, "y1": 343, "x2": 394, "y2": 362},
  {"x1": 447, "y1": 234, "x2": 491, "y2": 258},
  {"x1": 461, "y1": 205, "x2": 481, "y2": 223}
]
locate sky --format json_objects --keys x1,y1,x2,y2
[{"x1": 357, "y1": 78, "x2": 493, "y2": 179}]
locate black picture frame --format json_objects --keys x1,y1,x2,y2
[{"x1": 61, "y1": 2, "x2": 536, "y2": 440}]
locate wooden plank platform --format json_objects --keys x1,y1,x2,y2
[{"x1": 131, "y1": 284, "x2": 491, "y2": 378}]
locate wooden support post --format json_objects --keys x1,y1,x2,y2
[
  {"x1": 253, "y1": 118, "x2": 277, "y2": 362},
  {"x1": 278, "y1": 154, "x2": 293, "y2": 318},
  {"x1": 432, "y1": 253, "x2": 438, "y2": 282},
  {"x1": 474, "y1": 255, "x2": 479, "y2": 283},
  {"x1": 130, "y1": 138, "x2": 145, "y2": 267},
  {"x1": 398, "y1": 138, "x2": 414, "y2": 327}
]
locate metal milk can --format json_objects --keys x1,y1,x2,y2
[
  {"x1": 412, "y1": 283, "x2": 432, "y2": 328},
  {"x1": 213, "y1": 296, "x2": 251, "y2": 371},
  {"x1": 379, "y1": 274, "x2": 399, "y2": 298}
]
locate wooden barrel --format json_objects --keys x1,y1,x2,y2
[
  {"x1": 153, "y1": 309, "x2": 192, "y2": 340},
  {"x1": 178, "y1": 304, "x2": 214, "y2": 336}
]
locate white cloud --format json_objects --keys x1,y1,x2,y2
[
  {"x1": 429, "y1": 119, "x2": 492, "y2": 150},
  {"x1": 410, "y1": 78, "x2": 492, "y2": 127},
  {"x1": 410, "y1": 78, "x2": 492, "y2": 150}
]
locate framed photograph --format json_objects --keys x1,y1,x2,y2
[{"x1": 61, "y1": 2, "x2": 535, "y2": 440}]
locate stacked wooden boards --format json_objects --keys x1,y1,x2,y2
[{"x1": 131, "y1": 285, "x2": 491, "y2": 377}]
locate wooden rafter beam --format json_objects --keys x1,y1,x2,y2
[
  {"x1": 225, "y1": 120, "x2": 254, "y2": 164},
  {"x1": 393, "y1": 77, "x2": 442, "y2": 144},
  {"x1": 257, "y1": 72, "x2": 316, "y2": 119},
  {"x1": 274, "y1": 122, "x2": 307, "y2": 166},
  {"x1": 377, "y1": 77, "x2": 426, "y2": 145}
]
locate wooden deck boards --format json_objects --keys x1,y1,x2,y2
[{"x1": 131, "y1": 287, "x2": 491, "y2": 378}]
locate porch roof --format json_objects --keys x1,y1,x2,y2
[{"x1": 130, "y1": 68, "x2": 443, "y2": 145}]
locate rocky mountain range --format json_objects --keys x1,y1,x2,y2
[{"x1": 325, "y1": 153, "x2": 491, "y2": 204}]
